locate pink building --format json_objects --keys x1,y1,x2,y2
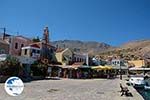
[{"x1": 8, "y1": 36, "x2": 31, "y2": 56}]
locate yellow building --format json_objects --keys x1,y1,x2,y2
[
  {"x1": 128, "y1": 60, "x2": 145, "y2": 68},
  {"x1": 55, "y1": 48, "x2": 73, "y2": 65}
]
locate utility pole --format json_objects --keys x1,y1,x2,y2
[
  {"x1": 3, "y1": 28, "x2": 6, "y2": 40},
  {"x1": 120, "y1": 65, "x2": 122, "y2": 80},
  {"x1": 0, "y1": 27, "x2": 6, "y2": 40}
]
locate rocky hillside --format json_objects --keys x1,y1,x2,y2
[
  {"x1": 52, "y1": 39, "x2": 150, "y2": 60},
  {"x1": 100, "y1": 40, "x2": 150, "y2": 60},
  {"x1": 52, "y1": 40, "x2": 112, "y2": 54},
  {"x1": 121, "y1": 40, "x2": 150, "y2": 58}
]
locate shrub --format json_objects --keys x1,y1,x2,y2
[
  {"x1": 0, "y1": 56, "x2": 22, "y2": 76},
  {"x1": 31, "y1": 61, "x2": 47, "y2": 76}
]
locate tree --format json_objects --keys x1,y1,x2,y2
[
  {"x1": 32, "y1": 36, "x2": 40, "y2": 42},
  {"x1": 30, "y1": 60, "x2": 48, "y2": 77},
  {"x1": 0, "y1": 56, "x2": 22, "y2": 76}
]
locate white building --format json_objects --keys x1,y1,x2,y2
[
  {"x1": 73, "y1": 53, "x2": 88, "y2": 65},
  {"x1": 21, "y1": 44, "x2": 40, "y2": 60}
]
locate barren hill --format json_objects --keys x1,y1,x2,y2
[
  {"x1": 52, "y1": 40, "x2": 112, "y2": 54},
  {"x1": 100, "y1": 40, "x2": 150, "y2": 60},
  {"x1": 52, "y1": 39, "x2": 150, "y2": 60},
  {"x1": 121, "y1": 40, "x2": 150, "y2": 58}
]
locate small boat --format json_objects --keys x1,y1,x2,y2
[
  {"x1": 129, "y1": 75, "x2": 145, "y2": 88},
  {"x1": 144, "y1": 82, "x2": 150, "y2": 90},
  {"x1": 144, "y1": 85, "x2": 150, "y2": 90}
]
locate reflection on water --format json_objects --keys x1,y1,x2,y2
[{"x1": 136, "y1": 88, "x2": 150, "y2": 100}]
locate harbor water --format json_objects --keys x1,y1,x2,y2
[{"x1": 136, "y1": 88, "x2": 150, "y2": 100}]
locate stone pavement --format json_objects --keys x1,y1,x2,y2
[{"x1": 0, "y1": 77, "x2": 143, "y2": 100}]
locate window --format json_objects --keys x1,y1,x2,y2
[
  {"x1": 30, "y1": 52, "x2": 32, "y2": 56},
  {"x1": 0, "y1": 49, "x2": 5, "y2": 54},
  {"x1": 114, "y1": 61, "x2": 116, "y2": 65},
  {"x1": 120, "y1": 61, "x2": 124, "y2": 66},
  {"x1": 21, "y1": 44, "x2": 24, "y2": 48},
  {"x1": 112, "y1": 62, "x2": 115, "y2": 65},
  {"x1": 37, "y1": 50, "x2": 40, "y2": 54},
  {"x1": 77, "y1": 58, "x2": 79, "y2": 62},
  {"x1": 74, "y1": 57, "x2": 77, "y2": 61},
  {"x1": 69, "y1": 57, "x2": 72, "y2": 60},
  {"x1": 80, "y1": 58, "x2": 82, "y2": 62},
  {"x1": 15, "y1": 43, "x2": 18, "y2": 49},
  {"x1": 32, "y1": 49, "x2": 36, "y2": 53},
  {"x1": 24, "y1": 49, "x2": 27, "y2": 55},
  {"x1": 117, "y1": 61, "x2": 120, "y2": 64}
]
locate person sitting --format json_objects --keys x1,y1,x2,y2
[{"x1": 120, "y1": 83, "x2": 129, "y2": 96}]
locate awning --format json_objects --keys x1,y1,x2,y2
[
  {"x1": 91, "y1": 65, "x2": 112, "y2": 70},
  {"x1": 129, "y1": 67, "x2": 150, "y2": 71},
  {"x1": 49, "y1": 65, "x2": 72, "y2": 69},
  {"x1": 104, "y1": 65, "x2": 113, "y2": 70},
  {"x1": 111, "y1": 66, "x2": 128, "y2": 70}
]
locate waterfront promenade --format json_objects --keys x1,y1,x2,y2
[{"x1": 0, "y1": 77, "x2": 143, "y2": 100}]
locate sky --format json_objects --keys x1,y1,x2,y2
[{"x1": 0, "y1": 0, "x2": 150, "y2": 46}]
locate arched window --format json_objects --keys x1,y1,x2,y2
[
  {"x1": 15, "y1": 43, "x2": 18, "y2": 49},
  {"x1": 21, "y1": 44, "x2": 24, "y2": 48}
]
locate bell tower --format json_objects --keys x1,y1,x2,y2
[
  {"x1": 43, "y1": 27, "x2": 49, "y2": 44},
  {"x1": 41, "y1": 27, "x2": 50, "y2": 62}
]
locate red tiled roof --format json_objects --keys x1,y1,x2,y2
[
  {"x1": 29, "y1": 42, "x2": 55, "y2": 48},
  {"x1": 29, "y1": 42, "x2": 41, "y2": 48},
  {"x1": 29, "y1": 42, "x2": 41, "y2": 45},
  {"x1": 30, "y1": 44, "x2": 40, "y2": 48}
]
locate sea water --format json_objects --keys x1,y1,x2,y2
[{"x1": 136, "y1": 88, "x2": 150, "y2": 100}]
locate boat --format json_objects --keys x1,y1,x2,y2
[
  {"x1": 144, "y1": 80, "x2": 150, "y2": 90},
  {"x1": 144, "y1": 85, "x2": 150, "y2": 90},
  {"x1": 129, "y1": 75, "x2": 145, "y2": 88}
]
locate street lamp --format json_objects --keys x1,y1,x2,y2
[
  {"x1": 119, "y1": 60, "x2": 122, "y2": 80},
  {"x1": 120, "y1": 65, "x2": 122, "y2": 80}
]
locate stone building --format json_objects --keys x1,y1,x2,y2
[
  {"x1": 0, "y1": 39, "x2": 9, "y2": 54},
  {"x1": 9, "y1": 36, "x2": 32, "y2": 56}
]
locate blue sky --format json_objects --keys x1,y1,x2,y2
[{"x1": 0, "y1": 0, "x2": 150, "y2": 46}]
